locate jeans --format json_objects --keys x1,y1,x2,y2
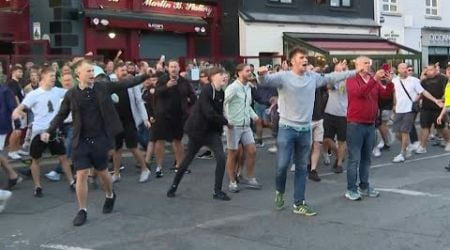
[
  {"x1": 54, "y1": 124, "x2": 73, "y2": 174},
  {"x1": 276, "y1": 125, "x2": 311, "y2": 205},
  {"x1": 171, "y1": 132, "x2": 226, "y2": 193},
  {"x1": 346, "y1": 123, "x2": 375, "y2": 192}
]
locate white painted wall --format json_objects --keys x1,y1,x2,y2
[{"x1": 239, "y1": 17, "x2": 378, "y2": 57}]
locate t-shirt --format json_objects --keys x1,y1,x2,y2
[
  {"x1": 115, "y1": 88, "x2": 134, "y2": 126},
  {"x1": 324, "y1": 80, "x2": 347, "y2": 117},
  {"x1": 444, "y1": 81, "x2": 450, "y2": 108},
  {"x1": 22, "y1": 87, "x2": 66, "y2": 137},
  {"x1": 6, "y1": 79, "x2": 24, "y2": 103},
  {"x1": 393, "y1": 76, "x2": 424, "y2": 114},
  {"x1": 421, "y1": 74, "x2": 447, "y2": 111}
]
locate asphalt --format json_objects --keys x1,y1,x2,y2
[{"x1": 2, "y1": 136, "x2": 450, "y2": 250}]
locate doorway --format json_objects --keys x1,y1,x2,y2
[{"x1": 0, "y1": 41, "x2": 13, "y2": 54}]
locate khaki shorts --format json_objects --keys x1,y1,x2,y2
[
  {"x1": 311, "y1": 119, "x2": 324, "y2": 142},
  {"x1": 226, "y1": 126, "x2": 255, "y2": 150}
]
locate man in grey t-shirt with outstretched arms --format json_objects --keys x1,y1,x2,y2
[{"x1": 257, "y1": 47, "x2": 357, "y2": 216}]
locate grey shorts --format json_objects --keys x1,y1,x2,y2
[
  {"x1": 393, "y1": 112, "x2": 415, "y2": 133},
  {"x1": 226, "y1": 126, "x2": 255, "y2": 150},
  {"x1": 381, "y1": 110, "x2": 392, "y2": 122}
]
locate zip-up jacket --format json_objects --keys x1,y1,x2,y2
[{"x1": 224, "y1": 80, "x2": 258, "y2": 126}]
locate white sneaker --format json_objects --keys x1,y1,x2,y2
[
  {"x1": 290, "y1": 164, "x2": 295, "y2": 172},
  {"x1": 8, "y1": 152, "x2": 22, "y2": 160},
  {"x1": 376, "y1": 142, "x2": 385, "y2": 149},
  {"x1": 45, "y1": 171, "x2": 61, "y2": 182},
  {"x1": 268, "y1": 146, "x2": 278, "y2": 154},
  {"x1": 392, "y1": 154, "x2": 405, "y2": 163},
  {"x1": 415, "y1": 145, "x2": 427, "y2": 154},
  {"x1": 228, "y1": 181, "x2": 239, "y2": 193},
  {"x1": 445, "y1": 143, "x2": 450, "y2": 152},
  {"x1": 139, "y1": 169, "x2": 150, "y2": 183},
  {"x1": 111, "y1": 174, "x2": 121, "y2": 183},
  {"x1": 408, "y1": 142, "x2": 420, "y2": 152},
  {"x1": 372, "y1": 148, "x2": 381, "y2": 157},
  {"x1": 0, "y1": 190, "x2": 12, "y2": 213},
  {"x1": 17, "y1": 149, "x2": 29, "y2": 156}
]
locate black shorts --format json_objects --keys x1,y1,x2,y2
[
  {"x1": 30, "y1": 134, "x2": 66, "y2": 159},
  {"x1": 420, "y1": 110, "x2": 445, "y2": 129},
  {"x1": 72, "y1": 136, "x2": 112, "y2": 171},
  {"x1": 115, "y1": 123, "x2": 139, "y2": 150},
  {"x1": 323, "y1": 113, "x2": 347, "y2": 142},
  {"x1": 152, "y1": 117, "x2": 184, "y2": 142}
]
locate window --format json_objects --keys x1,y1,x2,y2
[
  {"x1": 382, "y1": 0, "x2": 398, "y2": 13},
  {"x1": 330, "y1": 0, "x2": 351, "y2": 7},
  {"x1": 268, "y1": 0, "x2": 293, "y2": 3},
  {"x1": 425, "y1": 0, "x2": 438, "y2": 16}
]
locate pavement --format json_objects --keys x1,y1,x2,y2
[{"x1": 2, "y1": 136, "x2": 450, "y2": 250}]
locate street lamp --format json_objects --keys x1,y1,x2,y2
[{"x1": 108, "y1": 32, "x2": 116, "y2": 39}]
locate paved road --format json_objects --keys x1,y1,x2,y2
[{"x1": 2, "y1": 140, "x2": 450, "y2": 250}]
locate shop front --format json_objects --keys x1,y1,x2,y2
[
  {"x1": 421, "y1": 28, "x2": 450, "y2": 67},
  {"x1": 0, "y1": 0, "x2": 30, "y2": 54},
  {"x1": 82, "y1": 0, "x2": 220, "y2": 61},
  {"x1": 283, "y1": 32, "x2": 421, "y2": 71}
]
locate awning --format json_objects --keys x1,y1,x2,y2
[
  {"x1": 84, "y1": 9, "x2": 207, "y2": 27},
  {"x1": 283, "y1": 32, "x2": 420, "y2": 56}
]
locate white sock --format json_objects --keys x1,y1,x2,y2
[
  {"x1": 106, "y1": 193, "x2": 114, "y2": 199},
  {"x1": 156, "y1": 166, "x2": 162, "y2": 172},
  {"x1": 80, "y1": 208, "x2": 87, "y2": 212}
]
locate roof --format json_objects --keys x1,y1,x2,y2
[
  {"x1": 284, "y1": 32, "x2": 421, "y2": 54},
  {"x1": 239, "y1": 11, "x2": 379, "y2": 27}
]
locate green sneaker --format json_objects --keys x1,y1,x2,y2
[
  {"x1": 293, "y1": 203, "x2": 317, "y2": 216},
  {"x1": 274, "y1": 191, "x2": 284, "y2": 210}
]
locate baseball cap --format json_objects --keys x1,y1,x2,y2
[{"x1": 93, "y1": 65, "x2": 106, "y2": 78}]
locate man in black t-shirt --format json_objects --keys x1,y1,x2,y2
[
  {"x1": 5, "y1": 65, "x2": 25, "y2": 160},
  {"x1": 418, "y1": 64, "x2": 449, "y2": 153}
]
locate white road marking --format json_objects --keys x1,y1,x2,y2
[
  {"x1": 40, "y1": 244, "x2": 93, "y2": 250},
  {"x1": 375, "y1": 188, "x2": 440, "y2": 197},
  {"x1": 320, "y1": 152, "x2": 450, "y2": 177}
]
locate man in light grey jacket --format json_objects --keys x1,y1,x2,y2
[
  {"x1": 111, "y1": 63, "x2": 151, "y2": 183},
  {"x1": 258, "y1": 47, "x2": 356, "y2": 216}
]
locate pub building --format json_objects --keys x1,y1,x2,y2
[{"x1": 0, "y1": 0, "x2": 224, "y2": 62}]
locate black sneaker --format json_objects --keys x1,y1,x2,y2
[
  {"x1": 333, "y1": 165, "x2": 343, "y2": 174},
  {"x1": 308, "y1": 170, "x2": 321, "y2": 182},
  {"x1": 34, "y1": 187, "x2": 43, "y2": 198},
  {"x1": 213, "y1": 191, "x2": 231, "y2": 201},
  {"x1": 155, "y1": 169, "x2": 164, "y2": 178},
  {"x1": 445, "y1": 165, "x2": 450, "y2": 171},
  {"x1": 102, "y1": 193, "x2": 116, "y2": 214},
  {"x1": 19, "y1": 168, "x2": 32, "y2": 177},
  {"x1": 382, "y1": 145, "x2": 390, "y2": 151},
  {"x1": 7, "y1": 176, "x2": 23, "y2": 190},
  {"x1": 173, "y1": 168, "x2": 192, "y2": 174},
  {"x1": 73, "y1": 209, "x2": 87, "y2": 226},
  {"x1": 197, "y1": 151, "x2": 214, "y2": 160},
  {"x1": 167, "y1": 185, "x2": 177, "y2": 198}
]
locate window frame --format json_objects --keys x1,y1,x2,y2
[
  {"x1": 425, "y1": 0, "x2": 439, "y2": 17},
  {"x1": 329, "y1": 0, "x2": 352, "y2": 8},
  {"x1": 268, "y1": 0, "x2": 293, "y2": 4},
  {"x1": 381, "y1": 0, "x2": 399, "y2": 13}
]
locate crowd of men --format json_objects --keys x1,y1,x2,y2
[{"x1": 1, "y1": 48, "x2": 450, "y2": 226}]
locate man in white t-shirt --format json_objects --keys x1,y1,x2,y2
[
  {"x1": 392, "y1": 63, "x2": 442, "y2": 163},
  {"x1": 12, "y1": 67, "x2": 75, "y2": 197}
]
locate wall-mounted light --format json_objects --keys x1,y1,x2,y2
[
  {"x1": 194, "y1": 27, "x2": 200, "y2": 32},
  {"x1": 200, "y1": 27, "x2": 206, "y2": 33},
  {"x1": 93, "y1": 18, "x2": 99, "y2": 25},
  {"x1": 108, "y1": 32, "x2": 116, "y2": 39},
  {"x1": 100, "y1": 19, "x2": 109, "y2": 26}
]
